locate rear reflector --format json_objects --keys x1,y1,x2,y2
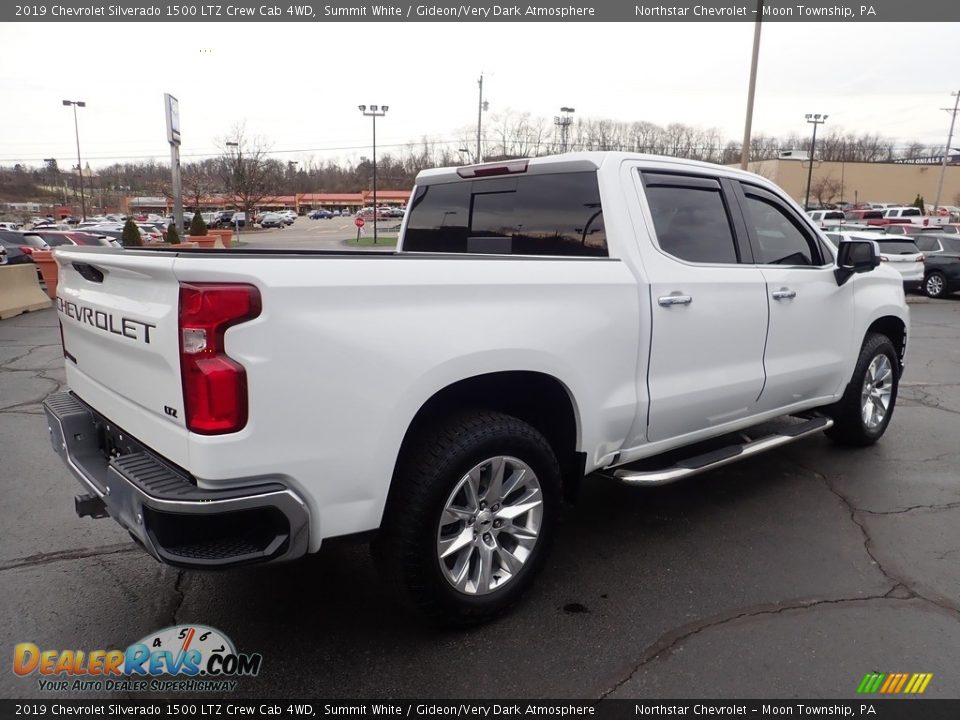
[
  {"x1": 456, "y1": 159, "x2": 529, "y2": 178},
  {"x1": 179, "y1": 283, "x2": 261, "y2": 435}
]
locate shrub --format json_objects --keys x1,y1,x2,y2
[
  {"x1": 121, "y1": 218, "x2": 143, "y2": 247},
  {"x1": 913, "y1": 194, "x2": 925, "y2": 214},
  {"x1": 166, "y1": 222, "x2": 180, "y2": 244},
  {"x1": 189, "y1": 211, "x2": 208, "y2": 236}
]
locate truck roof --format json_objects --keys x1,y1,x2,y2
[{"x1": 415, "y1": 151, "x2": 773, "y2": 188}]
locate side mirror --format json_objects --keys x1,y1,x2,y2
[{"x1": 835, "y1": 239, "x2": 880, "y2": 285}]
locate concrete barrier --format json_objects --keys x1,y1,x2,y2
[{"x1": 0, "y1": 264, "x2": 52, "y2": 320}]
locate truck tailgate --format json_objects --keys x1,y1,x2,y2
[{"x1": 54, "y1": 247, "x2": 189, "y2": 467}]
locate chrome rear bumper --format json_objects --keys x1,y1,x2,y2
[{"x1": 43, "y1": 391, "x2": 309, "y2": 569}]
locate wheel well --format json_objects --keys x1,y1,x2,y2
[
  {"x1": 398, "y1": 371, "x2": 583, "y2": 497},
  {"x1": 867, "y1": 316, "x2": 907, "y2": 375}
]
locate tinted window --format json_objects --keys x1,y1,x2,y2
[
  {"x1": 403, "y1": 172, "x2": 607, "y2": 256},
  {"x1": 900, "y1": 208, "x2": 921, "y2": 217},
  {"x1": 824, "y1": 211, "x2": 844, "y2": 220},
  {"x1": 644, "y1": 184, "x2": 738, "y2": 264},
  {"x1": 824, "y1": 233, "x2": 841, "y2": 248},
  {"x1": 914, "y1": 237, "x2": 941, "y2": 252},
  {"x1": 742, "y1": 194, "x2": 819, "y2": 266},
  {"x1": 876, "y1": 240, "x2": 920, "y2": 255}
]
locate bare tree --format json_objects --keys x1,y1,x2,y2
[
  {"x1": 218, "y1": 124, "x2": 283, "y2": 220},
  {"x1": 811, "y1": 175, "x2": 842, "y2": 206},
  {"x1": 181, "y1": 161, "x2": 217, "y2": 211}
]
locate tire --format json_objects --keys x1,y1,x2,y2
[
  {"x1": 825, "y1": 333, "x2": 899, "y2": 447},
  {"x1": 373, "y1": 410, "x2": 561, "y2": 626},
  {"x1": 924, "y1": 271, "x2": 948, "y2": 299}
]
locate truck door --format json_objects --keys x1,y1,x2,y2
[
  {"x1": 637, "y1": 172, "x2": 769, "y2": 443},
  {"x1": 733, "y1": 182, "x2": 854, "y2": 411}
]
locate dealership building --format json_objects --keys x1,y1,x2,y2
[
  {"x1": 740, "y1": 155, "x2": 960, "y2": 210},
  {"x1": 123, "y1": 189, "x2": 412, "y2": 216}
]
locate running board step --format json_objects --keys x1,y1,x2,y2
[{"x1": 609, "y1": 416, "x2": 833, "y2": 486}]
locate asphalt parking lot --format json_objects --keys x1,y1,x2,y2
[
  {"x1": 238, "y1": 216, "x2": 401, "y2": 250},
  {"x1": 1, "y1": 297, "x2": 958, "y2": 700}
]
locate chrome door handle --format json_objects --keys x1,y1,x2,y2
[
  {"x1": 771, "y1": 289, "x2": 797, "y2": 300},
  {"x1": 658, "y1": 295, "x2": 693, "y2": 307}
]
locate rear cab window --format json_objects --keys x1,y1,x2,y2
[
  {"x1": 876, "y1": 240, "x2": 920, "y2": 255},
  {"x1": 403, "y1": 172, "x2": 607, "y2": 256}
]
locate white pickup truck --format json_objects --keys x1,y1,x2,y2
[
  {"x1": 882, "y1": 206, "x2": 948, "y2": 228},
  {"x1": 44, "y1": 153, "x2": 909, "y2": 625}
]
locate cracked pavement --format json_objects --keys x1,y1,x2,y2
[{"x1": 1, "y1": 300, "x2": 958, "y2": 700}]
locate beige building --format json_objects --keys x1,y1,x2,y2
[{"x1": 738, "y1": 159, "x2": 960, "y2": 210}]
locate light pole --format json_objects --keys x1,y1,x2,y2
[
  {"x1": 359, "y1": 104, "x2": 388, "y2": 244},
  {"x1": 225, "y1": 140, "x2": 241, "y2": 237},
  {"x1": 803, "y1": 113, "x2": 828, "y2": 211},
  {"x1": 288, "y1": 160, "x2": 298, "y2": 212},
  {"x1": 476, "y1": 75, "x2": 488, "y2": 163},
  {"x1": 553, "y1": 107, "x2": 575, "y2": 153},
  {"x1": 933, "y1": 90, "x2": 960, "y2": 214},
  {"x1": 62, "y1": 99, "x2": 86, "y2": 220}
]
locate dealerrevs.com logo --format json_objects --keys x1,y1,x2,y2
[{"x1": 13, "y1": 625, "x2": 262, "y2": 693}]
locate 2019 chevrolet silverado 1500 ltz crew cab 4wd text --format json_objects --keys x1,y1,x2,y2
[{"x1": 43, "y1": 153, "x2": 908, "y2": 625}]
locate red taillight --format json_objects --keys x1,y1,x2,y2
[
  {"x1": 917, "y1": 255, "x2": 924, "y2": 262},
  {"x1": 178, "y1": 283, "x2": 261, "y2": 434},
  {"x1": 20, "y1": 246, "x2": 33, "y2": 255},
  {"x1": 880, "y1": 255, "x2": 889, "y2": 262}
]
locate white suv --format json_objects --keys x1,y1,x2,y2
[{"x1": 826, "y1": 231, "x2": 924, "y2": 290}]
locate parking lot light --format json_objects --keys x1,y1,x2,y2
[
  {"x1": 803, "y1": 113, "x2": 828, "y2": 211},
  {"x1": 62, "y1": 99, "x2": 87, "y2": 220},
  {"x1": 359, "y1": 104, "x2": 388, "y2": 244}
]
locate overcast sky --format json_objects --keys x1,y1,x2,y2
[{"x1": 1, "y1": 21, "x2": 958, "y2": 169}]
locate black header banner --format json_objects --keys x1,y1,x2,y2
[{"x1": 5, "y1": 0, "x2": 960, "y2": 22}]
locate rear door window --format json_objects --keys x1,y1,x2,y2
[
  {"x1": 640, "y1": 174, "x2": 740, "y2": 264},
  {"x1": 403, "y1": 172, "x2": 607, "y2": 256}
]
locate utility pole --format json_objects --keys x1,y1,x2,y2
[
  {"x1": 740, "y1": 0, "x2": 764, "y2": 169},
  {"x1": 933, "y1": 90, "x2": 960, "y2": 214}
]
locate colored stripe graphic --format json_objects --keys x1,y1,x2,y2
[
  {"x1": 859, "y1": 672, "x2": 933, "y2": 694},
  {"x1": 904, "y1": 674, "x2": 920, "y2": 694},
  {"x1": 856, "y1": 674, "x2": 875, "y2": 693},
  {"x1": 893, "y1": 674, "x2": 909, "y2": 693},
  {"x1": 879, "y1": 674, "x2": 897, "y2": 693}
]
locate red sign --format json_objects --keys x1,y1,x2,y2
[{"x1": 355, "y1": 217, "x2": 365, "y2": 228}]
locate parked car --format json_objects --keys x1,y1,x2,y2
[
  {"x1": 258, "y1": 213, "x2": 285, "y2": 229},
  {"x1": 912, "y1": 233, "x2": 960, "y2": 298},
  {"x1": 807, "y1": 210, "x2": 845, "y2": 228},
  {"x1": 33, "y1": 231, "x2": 121, "y2": 249},
  {"x1": 0, "y1": 232, "x2": 41, "y2": 280},
  {"x1": 279, "y1": 210, "x2": 296, "y2": 225},
  {"x1": 824, "y1": 232, "x2": 924, "y2": 291},
  {"x1": 309, "y1": 210, "x2": 333, "y2": 219},
  {"x1": 883, "y1": 206, "x2": 947, "y2": 228},
  {"x1": 0, "y1": 221, "x2": 24, "y2": 231}
]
